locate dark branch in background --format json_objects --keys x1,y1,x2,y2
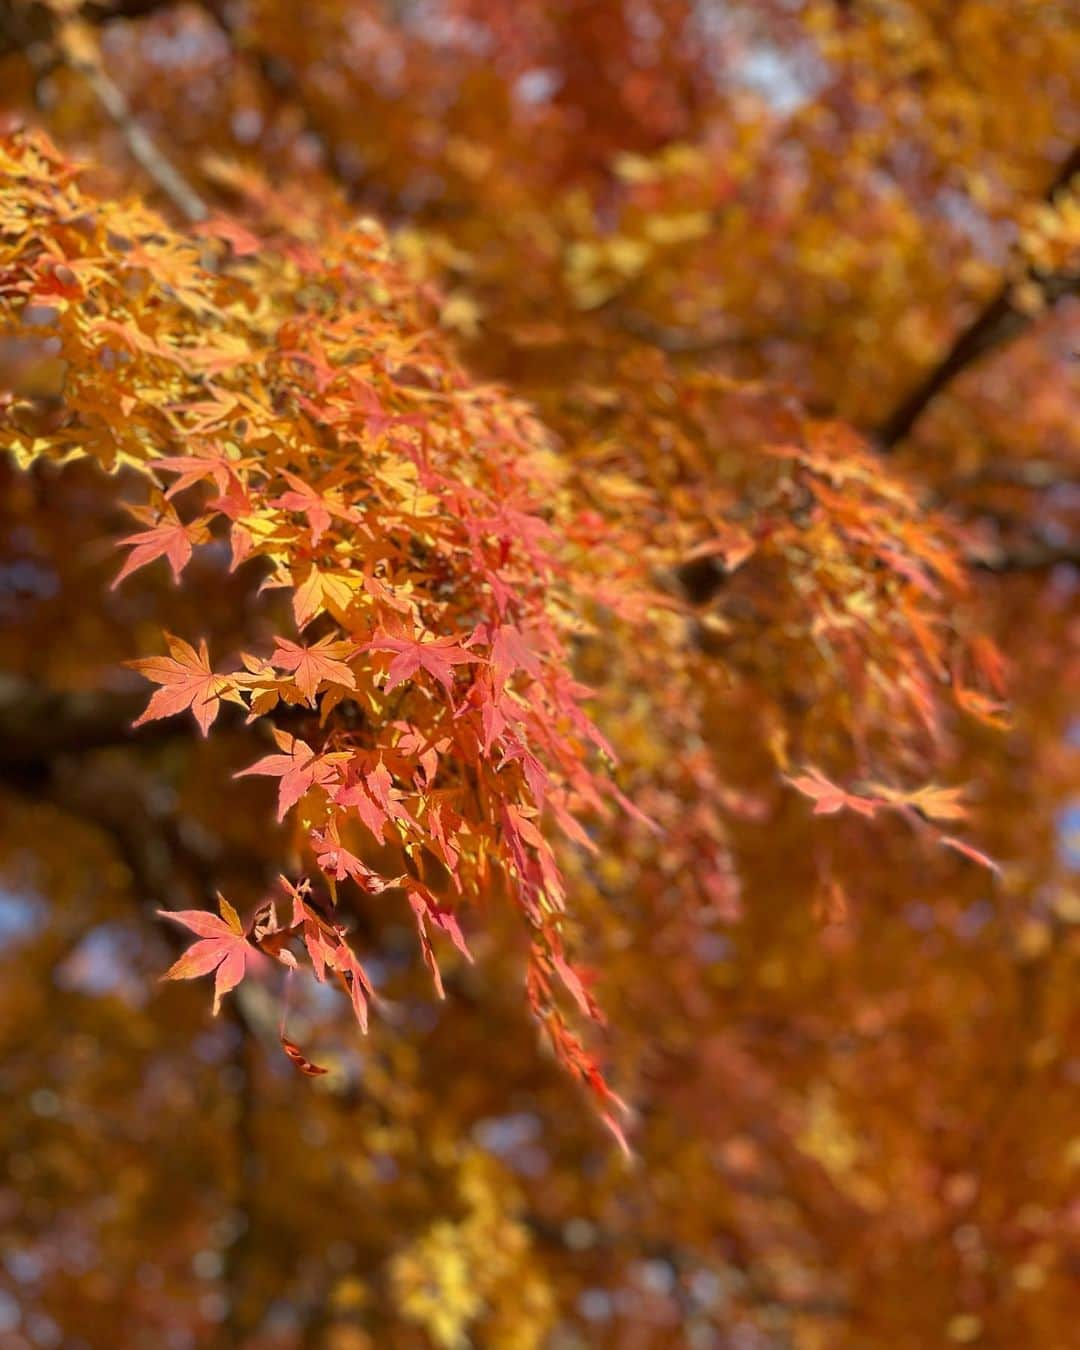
[
  {"x1": 221, "y1": 1005, "x2": 260, "y2": 1350},
  {"x1": 616, "y1": 308, "x2": 808, "y2": 355},
  {"x1": 970, "y1": 538, "x2": 1080, "y2": 575},
  {"x1": 0, "y1": 679, "x2": 155, "y2": 765},
  {"x1": 671, "y1": 147, "x2": 1079, "y2": 603},
  {"x1": 55, "y1": 16, "x2": 209, "y2": 223},
  {"x1": 1, "y1": 3, "x2": 209, "y2": 220},
  {"x1": 0, "y1": 678, "x2": 274, "y2": 768},
  {"x1": 0, "y1": 1, "x2": 180, "y2": 57},
  {"x1": 876, "y1": 146, "x2": 1080, "y2": 450}
]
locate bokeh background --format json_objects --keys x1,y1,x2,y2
[{"x1": 1, "y1": 2, "x2": 1078, "y2": 1347}]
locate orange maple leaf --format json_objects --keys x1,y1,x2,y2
[
  {"x1": 368, "y1": 624, "x2": 478, "y2": 694},
  {"x1": 129, "y1": 635, "x2": 227, "y2": 737},
  {"x1": 271, "y1": 635, "x2": 356, "y2": 704},
  {"x1": 158, "y1": 895, "x2": 252, "y2": 1015},
  {"x1": 235, "y1": 730, "x2": 348, "y2": 819},
  {"x1": 786, "y1": 768, "x2": 879, "y2": 818},
  {"x1": 113, "y1": 511, "x2": 208, "y2": 587}
]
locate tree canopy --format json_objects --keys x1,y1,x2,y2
[{"x1": 0, "y1": 2, "x2": 1077, "y2": 1347}]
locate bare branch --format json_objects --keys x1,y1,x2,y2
[
  {"x1": 877, "y1": 146, "x2": 1080, "y2": 449},
  {"x1": 56, "y1": 17, "x2": 209, "y2": 223},
  {"x1": 970, "y1": 539, "x2": 1080, "y2": 574},
  {"x1": 0, "y1": 678, "x2": 165, "y2": 767}
]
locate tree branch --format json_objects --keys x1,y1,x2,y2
[
  {"x1": 970, "y1": 538, "x2": 1080, "y2": 574},
  {"x1": 0, "y1": 677, "x2": 210, "y2": 769},
  {"x1": 56, "y1": 17, "x2": 209, "y2": 223},
  {"x1": 7, "y1": 764, "x2": 273, "y2": 1346},
  {"x1": 876, "y1": 146, "x2": 1080, "y2": 449}
]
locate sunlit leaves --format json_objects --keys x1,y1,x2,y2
[
  {"x1": 158, "y1": 895, "x2": 252, "y2": 1015},
  {"x1": 113, "y1": 509, "x2": 210, "y2": 588},
  {"x1": 0, "y1": 5, "x2": 1075, "y2": 1346},
  {"x1": 270, "y1": 636, "x2": 356, "y2": 705},
  {"x1": 235, "y1": 731, "x2": 350, "y2": 822},
  {"x1": 128, "y1": 635, "x2": 231, "y2": 738},
  {"x1": 0, "y1": 126, "x2": 622, "y2": 1123},
  {"x1": 367, "y1": 623, "x2": 478, "y2": 696}
]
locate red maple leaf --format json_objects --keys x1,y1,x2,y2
[
  {"x1": 271, "y1": 468, "x2": 357, "y2": 544},
  {"x1": 286, "y1": 885, "x2": 375, "y2": 1032},
  {"x1": 280, "y1": 1035, "x2": 329, "y2": 1076},
  {"x1": 235, "y1": 730, "x2": 347, "y2": 819},
  {"x1": 489, "y1": 622, "x2": 545, "y2": 689},
  {"x1": 158, "y1": 895, "x2": 252, "y2": 1014},
  {"x1": 128, "y1": 634, "x2": 227, "y2": 737},
  {"x1": 407, "y1": 883, "x2": 472, "y2": 999},
  {"x1": 310, "y1": 821, "x2": 402, "y2": 892},
  {"x1": 368, "y1": 623, "x2": 478, "y2": 694}
]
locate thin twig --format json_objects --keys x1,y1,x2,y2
[
  {"x1": 57, "y1": 18, "x2": 209, "y2": 223},
  {"x1": 876, "y1": 146, "x2": 1080, "y2": 449}
]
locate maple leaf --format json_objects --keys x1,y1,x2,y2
[
  {"x1": 128, "y1": 634, "x2": 229, "y2": 737},
  {"x1": 280, "y1": 1035, "x2": 329, "y2": 1076},
  {"x1": 550, "y1": 945, "x2": 602, "y2": 1020},
  {"x1": 533, "y1": 994, "x2": 631, "y2": 1157},
  {"x1": 271, "y1": 635, "x2": 356, "y2": 705},
  {"x1": 407, "y1": 883, "x2": 473, "y2": 999},
  {"x1": 333, "y1": 759, "x2": 416, "y2": 844},
  {"x1": 368, "y1": 623, "x2": 478, "y2": 694},
  {"x1": 194, "y1": 216, "x2": 262, "y2": 258},
  {"x1": 310, "y1": 820, "x2": 404, "y2": 893},
  {"x1": 271, "y1": 468, "x2": 357, "y2": 544},
  {"x1": 113, "y1": 511, "x2": 209, "y2": 587},
  {"x1": 955, "y1": 685, "x2": 1012, "y2": 729},
  {"x1": 249, "y1": 897, "x2": 297, "y2": 968},
  {"x1": 158, "y1": 895, "x2": 252, "y2": 1014},
  {"x1": 291, "y1": 565, "x2": 362, "y2": 630},
  {"x1": 334, "y1": 942, "x2": 376, "y2": 1033},
  {"x1": 489, "y1": 622, "x2": 545, "y2": 689},
  {"x1": 786, "y1": 768, "x2": 879, "y2": 818},
  {"x1": 285, "y1": 883, "x2": 375, "y2": 1031},
  {"x1": 153, "y1": 449, "x2": 243, "y2": 499},
  {"x1": 681, "y1": 523, "x2": 756, "y2": 574},
  {"x1": 868, "y1": 782, "x2": 969, "y2": 823},
  {"x1": 235, "y1": 730, "x2": 348, "y2": 820},
  {"x1": 969, "y1": 635, "x2": 1009, "y2": 697},
  {"x1": 333, "y1": 780, "x2": 391, "y2": 842}
]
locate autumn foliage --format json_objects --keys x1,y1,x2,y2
[{"x1": 0, "y1": 2, "x2": 1077, "y2": 1347}]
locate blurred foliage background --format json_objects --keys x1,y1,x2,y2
[{"x1": 0, "y1": 2, "x2": 1078, "y2": 1347}]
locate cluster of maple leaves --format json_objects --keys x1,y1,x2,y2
[
  {"x1": 1, "y1": 128, "x2": 632, "y2": 1134},
  {"x1": 1, "y1": 2, "x2": 1076, "y2": 1343},
  {"x1": 0, "y1": 120, "x2": 1008, "y2": 1147}
]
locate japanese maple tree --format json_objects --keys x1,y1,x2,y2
[{"x1": 0, "y1": 2, "x2": 1076, "y2": 1347}]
